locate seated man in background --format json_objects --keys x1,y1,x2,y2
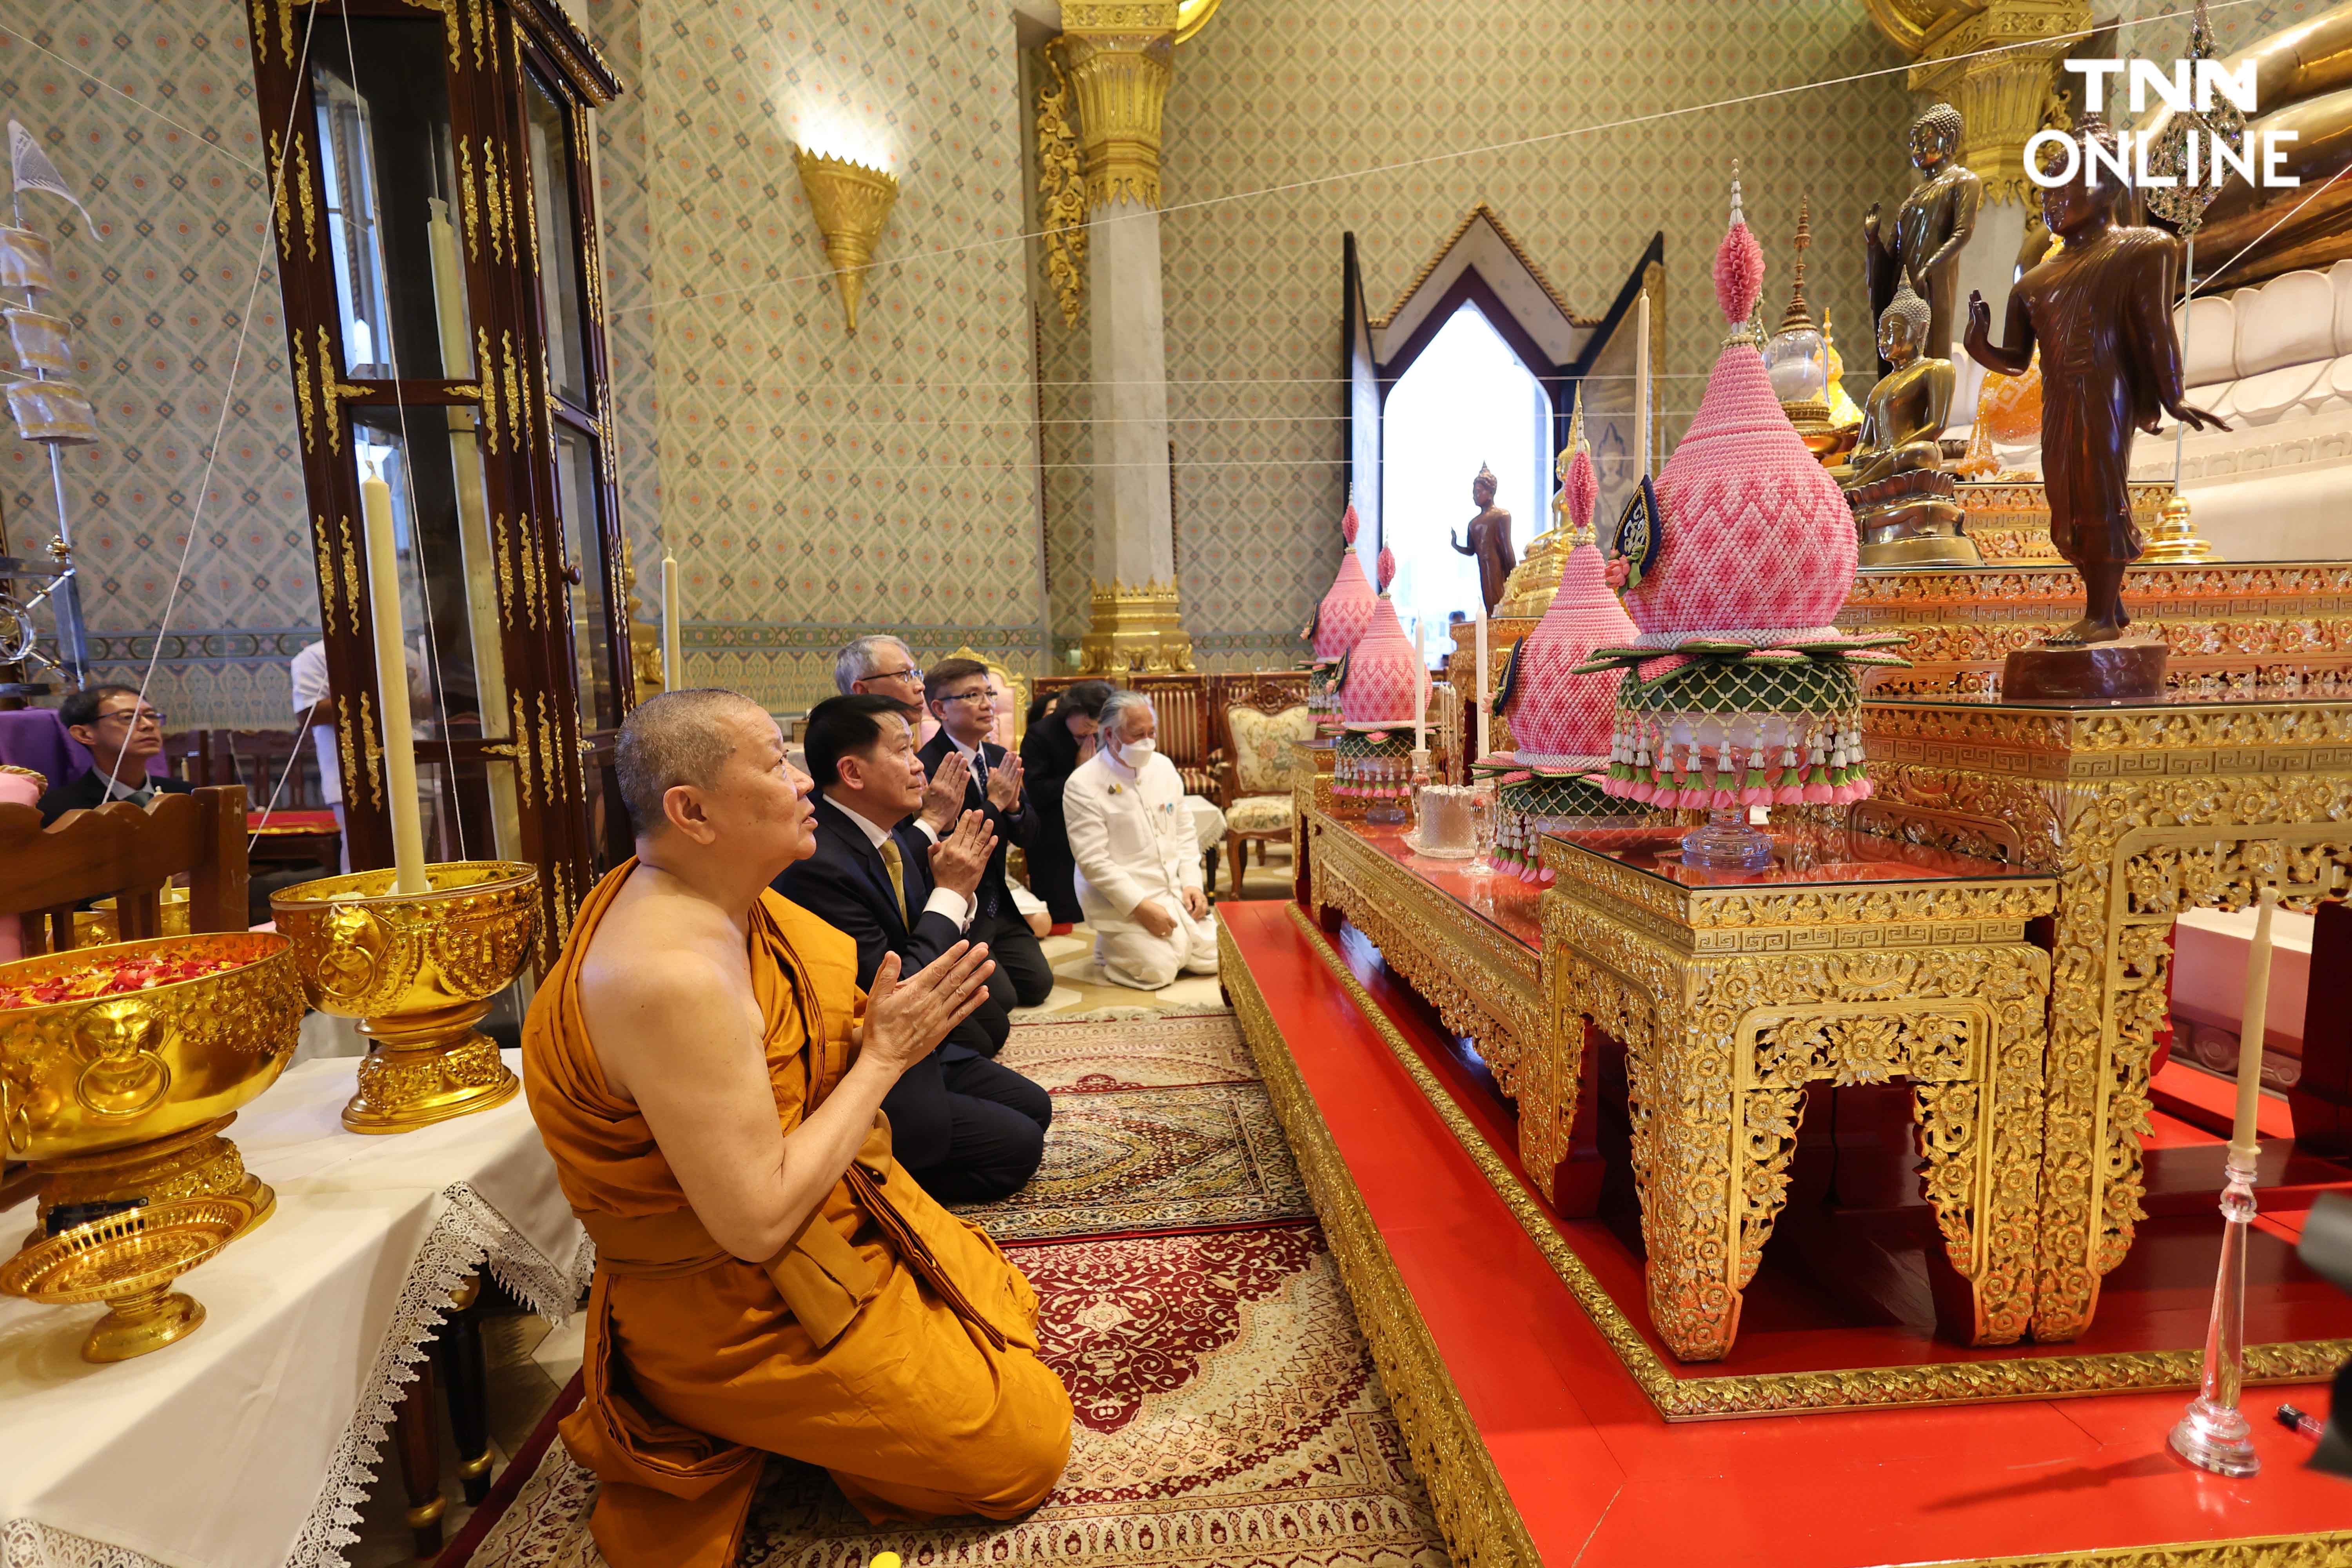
[
  {"x1": 918, "y1": 657, "x2": 1053, "y2": 1009},
  {"x1": 38, "y1": 685, "x2": 191, "y2": 824},
  {"x1": 1063, "y1": 690, "x2": 1218, "y2": 990},
  {"x1": 524, "y1": 688, "x2": 1070, "y2": 1563},
  {"x1": 833, "y1": 633, "x2": 925, "y2": 713},
  {"x1": 775, "y1": 694, "x2": 1053, "y2": 1203}
]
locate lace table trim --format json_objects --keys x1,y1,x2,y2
[{"x1": 4, "y1": 1182, "x2": 593, "y2": 1568}]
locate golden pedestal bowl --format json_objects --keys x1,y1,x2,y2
[
  {"x1": 0, "y1": 933, "x2": 305, "y2": 1247},
  {"x1": 270, "y1": 862, "x2": 538, "y2": 1136},
  {"x1": 0, "y1": 1196, "x2": 252, "y2": 1361}
]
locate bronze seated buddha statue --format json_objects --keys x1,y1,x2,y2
[{"x1": 1829, "y1": 285, "x2": 1979, "y2": 568}]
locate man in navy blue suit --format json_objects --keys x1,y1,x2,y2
[
  {"x1": 916, "y1": 658, "x2": 1055, "y2": 1010},
  {"x1": 773, "y1": 694, "x2": 1052, "y2": 1204}
]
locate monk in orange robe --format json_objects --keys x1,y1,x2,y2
[{"x1": 523, "y1": 688, "x2": 1073, "y2": 1568}]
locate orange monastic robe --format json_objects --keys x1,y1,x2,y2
[{"x1": 523, "y1": 862, "x2": 1072, "y2": 1568}]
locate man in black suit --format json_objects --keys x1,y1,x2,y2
[
  {"x1": 38, "y1": 685, "x2": 193, "y2": 824},
  {"x1": 917, "y1": 658, "x2": 1054, "y2": 1009},
  {"x1": 773, "y1": 694, "x2": 1052, "y2": 1204}
]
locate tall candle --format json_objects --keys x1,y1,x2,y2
[
  {"x1": 1634, "y1": 289, "x2": 1653, "y2": 474},
  {"x1": 660, "y1": 550, "x2": 681, "y2": 693},
  {"x1": 2229, "y1": 887, "x2": 2280, "y2": 1163},
  {"x1": 1474, "y1": 606, "x2": 1490, "y2": 762},
  {"x1": 1413, "y1": 618, "x2": 1428, "y2": 751},
  {"x1": 360, "y1": 462, "x2": 430, "y2": 895}
]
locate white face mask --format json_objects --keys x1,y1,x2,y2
[{"x1": 1116, "y1": 737, "x2": 1156, "y2": 767}]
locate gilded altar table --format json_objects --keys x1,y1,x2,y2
[
  {"x1": 1865, "y1": 694, "x2": 2352, "y2": 1343},
  {"x1": 1299, "y1": 805, "x2": 1553, "y2": 1164},
  {"x1": 1538, "y1": 827, "x2": 2056, "y2": 1363}
]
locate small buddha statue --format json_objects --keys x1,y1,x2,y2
[
  {"x1": 1450, "y1": 463, "x2": 1517, "y2": 617},
  {"x1": 1866, "y1": 102, "x2": 1981, "y2": 373},
  {"x1": 1833, "y1": 285, "x2": 1977, "y2": 566}
]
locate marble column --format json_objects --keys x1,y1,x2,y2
[{"x1": 1062, "y1": 2, "x2": 1195, "y2": 673}]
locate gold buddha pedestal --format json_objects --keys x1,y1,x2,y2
[
  {"x1": 271, "y1": 862, "x2": 539, "y2": 1134},
  {"x1": 1849, "y1": 467, "x2": 1978, "y2": 568},
  {"x1": 0, "y1": 933, "x2": 306, "y2": 1250}
]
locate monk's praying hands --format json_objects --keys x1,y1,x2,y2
[{"x1": 861, "y1": 942, "x2": 996, "y2": 1073}]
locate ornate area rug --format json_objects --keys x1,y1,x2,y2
[
  {"x1": 995, "y1": 1009, "x2": 1256, "y2": 1093},
  {"x1": 445, "y1": 1004, "x2": 1448, "y2": 1567},
  {"x1": 954, "y1": 1083, "x2": 1310, "y2": 1243}
]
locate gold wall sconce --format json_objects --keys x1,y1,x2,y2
[{"x1": 794, "y1": 149, "x2": 898, "y2": 334}]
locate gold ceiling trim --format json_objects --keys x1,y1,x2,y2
[{"x1": 1367, "y1": 202, "x2": 1599, "y2": 334}]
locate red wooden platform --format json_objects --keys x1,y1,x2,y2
[{"x1": 1220, "y1": 899, "x2": 2352, "y2": 1567}]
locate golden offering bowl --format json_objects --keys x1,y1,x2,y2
[
  {"x1": 0, "y1": 933, "x2": 305, "y2": 1247},
  {"x1": 270, "y1": 862, "x2": 538, "y2": 1136},
  {"x1": 0, "y1": 1196, "x2": 252, "y2": 1361}
]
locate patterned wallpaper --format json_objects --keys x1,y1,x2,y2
[
  {"x1": 3, "y1": 0, "x2": 313, "y2": 727},
  {"x1": 1114, "y1": 0, "x2": 1925, "y2": 669},
  {"x1": 626, "y1": 0, "x2": 1049, "y2": 711}
]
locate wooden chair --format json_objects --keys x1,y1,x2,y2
[
  {"x1": 1208, "y1": 671, "x2": 1315, "y2": 897},
  {"x1": 172, "y1": 729, "x2": 325, "y2": 810},
  {"x1": 1129, "y1": 672, "x2": 1214, "y2": 797}
]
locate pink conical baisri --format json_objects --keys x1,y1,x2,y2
[{"x1": 1338, "y1": 593, "x2": 1429, "y2": 729}]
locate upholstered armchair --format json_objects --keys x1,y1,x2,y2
[{"x1": 1210, "y1": 671, "x2": 1314, "y2": 897}]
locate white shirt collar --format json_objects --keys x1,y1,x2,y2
[
  {"x1": 102, "y1": 773, "x2": 155, "y2": 802},
  {"x1": 949, "y1": 732, "x2": 988, "y2": 769},
  {"x1": 1102, "y1": 744, "x2": 1140, "y2": 780},
  {"x1": 824, "y1": 793, "x2": 898, "y2": 850}
]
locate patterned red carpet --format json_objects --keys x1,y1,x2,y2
[{"x1": 452, "y1": 1011, "x2": 1449, "y2": 1568}]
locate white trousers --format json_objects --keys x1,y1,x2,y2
[{"x1": 1096, "y1": 906, "x2": 1220, "y2": 991}]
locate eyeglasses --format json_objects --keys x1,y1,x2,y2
[
  {"x1": 95, "y1": 707, "x2": 165, "y2": 729},
  {"x1": 939, "y1": 689, "x2": 993, "y2": 706},
  {"x1": 865, "y1": 665, "x2": 922, "y2": 684}
]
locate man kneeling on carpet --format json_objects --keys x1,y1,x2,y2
[
  {"x1": 521, "y1": 690, "x2": 1072, "y2": 1567},
  {"x1": 774, "y1": 694, "x2": 1054, "y2": 1204},
  {"x1": 1064, "y1": 689, "x2": 1218, "y2": 990}
]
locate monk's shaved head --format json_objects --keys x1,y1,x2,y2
[{"x1": 615, "y1": 688, "x2": 773, "y2": 837}]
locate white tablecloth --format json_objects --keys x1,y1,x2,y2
[{"x1": 0, "y1": 1050, "x2": 588, "y2": 1568}]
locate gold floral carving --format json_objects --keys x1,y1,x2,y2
[
  {"x1": 335, "y1": 514, "x2": 362, "y2": 637},
  {"x1": 1867, "y1": 696, "x2": 2352, "y2": 1339},
  {"x1": 489, "y1": 512, "x2": 515, "y2": 622},
  {"x1": 537, "y1": 692, "x2": 568, "y2": 805},
  {"x1": 457, "y1": 137, "x2": 480, "y2": 263},
  {"x1": 503, "y1": 331, "x2": 527, "y2": 457},
  {"x1": 476, "y1": 327, "x2": 501, "y2": 453},
  {"x1": 334, "y1": 694, "x2": 363, "y2": 813},
  {"x1": 516, "y1": 518, "x2": 544, "y2": 630},
  {"x1": 290, "y1": 332, "x2": 315, "y2": 452},
  {"x1": 310, "y1": 516, "x2": 339, "y2": 633},
  {"x1": 1036, "y1": 43, "x2": 1088, "y2": 328},
  {"x1": 510, "y1": 690, "x2": 537, "y2": 807},
  {"x1": 483, "y1": 143, "x2": 512, "y2": 265},
  {"x1": 1278, "y1": 903, "x2": 2352, "y2": 1417},
  {"x1": 399, "y1": 0, "x2": 466, "y2": 69},
  {"x1": 358, "y1": 690, "x2": 385, "y2": 808},
  {"x1": 1220, "y1": 923, "x2": 1545, "y2": 1568}
]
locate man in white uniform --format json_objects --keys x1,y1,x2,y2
[{"x1": 1064, "y1": 690, "x2": 1217, "y2": 990}]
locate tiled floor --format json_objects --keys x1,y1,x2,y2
[{"x1": 347, "y1": 855, "x2": 1284, "y2": 1565}]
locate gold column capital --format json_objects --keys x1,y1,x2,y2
[
  {"x1": 1058, "y1": 5, "x2": 1178, "y2": 210},
  {"x1": 1907, "y1": 0, "x2": 2091, "y2": 204}
]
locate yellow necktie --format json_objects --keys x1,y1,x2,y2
[{"x1": 877, "y1": 837, "x2": 911, "y2": 925}]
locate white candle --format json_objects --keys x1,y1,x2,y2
[
  {"x1": 360, "y1": 462, "x2": 430, "y2": 895},
  {"x1": 2229, "y1": 887, "x2": 2280, "y2": 1163},
  {"x1": 1635, "y1": 290, "x2": 1653, "y2": 474},
  {"x1": 1474, "y1": 606, "x2": 1490, "y2": 762},
  {"x1": 1413, "y1": 618, "x2": 1428, "y2": 751},
  {"x1": 660, "y1": 550, "x2": 681, "y2": 692}
]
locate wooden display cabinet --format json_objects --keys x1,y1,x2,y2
[{"x1": 245, "y1": 0, "x2": 631, "y2": 968}]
